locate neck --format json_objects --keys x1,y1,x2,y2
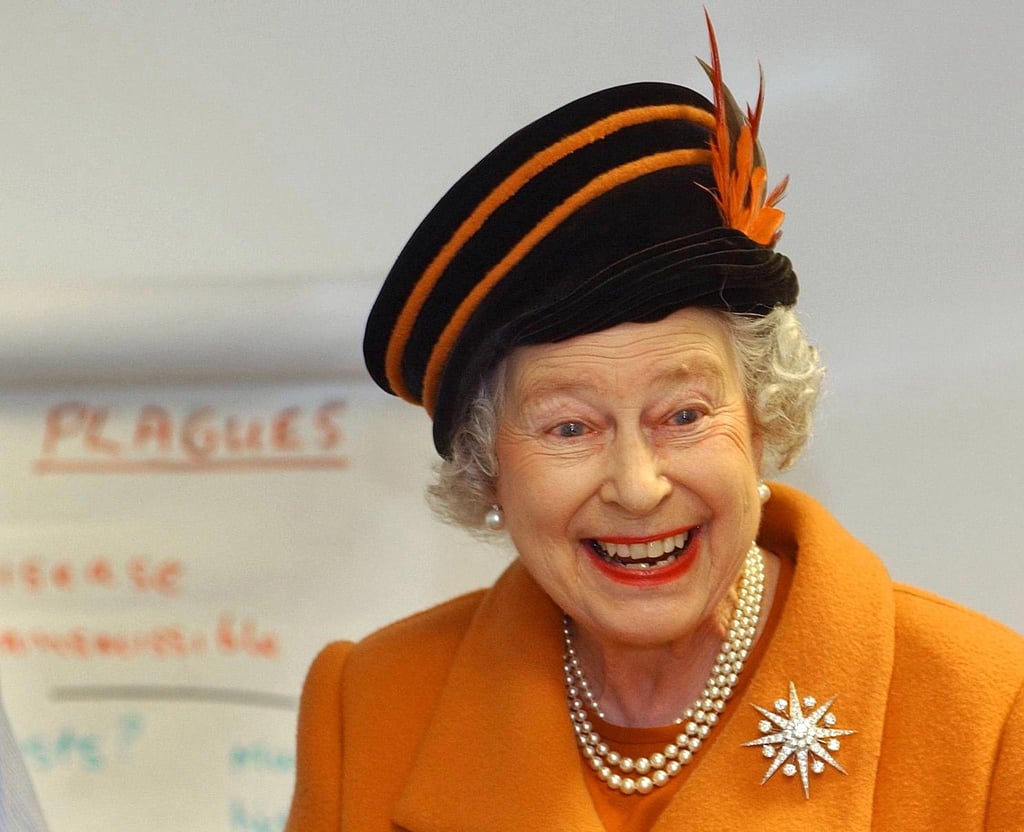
[
  {"x1": 570, "y1": 613, "x2": 727, "y2": 728},
  {"x1": 565, "y1": 547, "x2": 780, "y2": 728}
]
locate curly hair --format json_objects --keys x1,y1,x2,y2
[{"x1": 426, "y1": 306, "x2": 824, "y2": 535}]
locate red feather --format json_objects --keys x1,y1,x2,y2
[{"x1": 701, "y1": 11, "x2": 787, "y2": 247}]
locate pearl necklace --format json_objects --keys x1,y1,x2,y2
[{"x1": 562, "y1": 544, "x2": 765, "y2": 796}]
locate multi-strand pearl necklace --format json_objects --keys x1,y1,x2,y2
[{"x1": 562, "y1": 544, "x2": 765, "y2": 796}]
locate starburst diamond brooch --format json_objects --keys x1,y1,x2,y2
[{"x1": 743, "y1": 681, "x2": 855, "y2": 798}]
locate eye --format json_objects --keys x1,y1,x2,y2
[
  {"x1": 670, "y1": 409, "x2": 702, "y2": 426},
  {"x1": 553, "y1": 421, "x2": 588, "y2": 438}
]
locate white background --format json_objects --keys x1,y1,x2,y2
[{"x1": 1, "y1": 2, "x2": 1022, "y2": 830}]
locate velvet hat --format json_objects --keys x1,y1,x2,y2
[{"x1": 364, "y1": 20, "x2": 797, "y2": 458}]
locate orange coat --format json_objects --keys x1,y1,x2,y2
[{"x1": 286, "y1": 485, "x2": 1024, "y2": 830}]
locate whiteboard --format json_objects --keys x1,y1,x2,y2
[{"x1": 0, "y1": 375, "x2": 508, "y2": 830}]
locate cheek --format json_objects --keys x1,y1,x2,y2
[
  {"x1": 702, "y1": 416, "x2": 763, "y2": 490},
  {"x1": 715, "y1": 408, "x2": 759, "y2": 456},
  {"x1": 494, "y1": 431, "x2": 539, "y2": 502},
  {"x1": 495, "y1": 440, "x2": 563, "y2": 530},
  {"x1": 683, "y1": 422, "x2": 759, "y2": 476},
  {"x1": 495, "y1": 437, "x2": 593, "y2": 548}
]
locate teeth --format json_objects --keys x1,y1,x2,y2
[{"x1": 596, "y1": 530, "x2": 691, "y2": 561}]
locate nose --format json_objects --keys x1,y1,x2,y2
[{"x1": 599, "y1": 428, "x2": 672, "y2": 515}]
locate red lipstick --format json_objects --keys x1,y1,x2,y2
[{"x1": 585, "y1": 528, "x2": 701, "y2": 588}]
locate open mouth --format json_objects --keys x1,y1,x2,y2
[{"x1": 588, "y1": 527, "x2": 695, "y2": 572}]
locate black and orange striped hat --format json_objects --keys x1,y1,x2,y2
[{"x1": 364, "y1": 22, "x2": 797, "y2": 457}]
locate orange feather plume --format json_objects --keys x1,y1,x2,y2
[{"x1": 700, "y1": 11, "x2": 788, "y2": 247}]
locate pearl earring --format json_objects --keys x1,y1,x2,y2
[
  {"x1": 484, "y1": 504, "x2": 505, "y2": 531},
  {"x1": 757, "y1": 482, "x2": 771, "y2": 504}
]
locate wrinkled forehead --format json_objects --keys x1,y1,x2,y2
[{"x1": 503, "y1": 311, "x2": 741, "y2": 407}]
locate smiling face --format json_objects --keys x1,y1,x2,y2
[{"x1": 494, "y1": 307, "x2": 763, "y2": 650}]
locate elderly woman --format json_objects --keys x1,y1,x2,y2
[{"x1": 286, "y1": 22, "x2": 1024, "y2": 831}]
